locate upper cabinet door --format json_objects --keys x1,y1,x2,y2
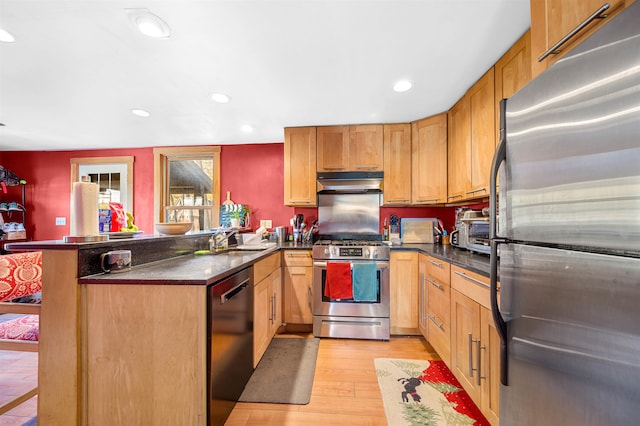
[
  {"x1": 412, "y1": 114, "x2": 448, "y2": 205},
  {"x1": 383, "y1": 123, "x2": 412, "y2": 205},
  {"x1": 530, "y1": 0, "x2": 626, "y2": 77},
  {"x1": 284, "y1": 127, "x2": 317, "y2": 206},
  {"x1": 494, "y1": 30, "x2": 531, "y2": 136},
  {"x1": 447, "y1": 96, "x2": 471, "y2": 202},
  {"x1": 317, "y1": 126, "x2": 350, "y2": 172},
  {"x1": 468, "y1": 67, "x2": 495, "y2": 198},
  {"x1": 349, "y1": 125, "x2": 384, "y2": 171}
]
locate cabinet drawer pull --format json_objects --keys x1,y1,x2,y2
[
  {"x1": 415, "y1": 198, "x2": 440, "y2": 202},
  {"x1": 286, "y1": 253, "x2": 310, "y2": 258},
  {"x1": 307, "y1": 285, "x2": 312, "y2": 310},
  {"x1": 386, "y1": 199, "x2": 409, "y2": 203},
  {"x1": 428, "y1": 314, "x2": 444, "y2": 330},
  {"x1": 321, "y1": 167, "x2": 346, "y2": 171},
  {"x1": 355, "y1": 166, "x2": 379, "y2": 170},
  {"x1": 448, "y1": 194, "x2": 463, "y2": 200},
  {"x1": 288, "y1": 200, "x2": 313, "y2": 203},
  {"x1": 454, "y1": 270, "x2": 490, "y2": 289},
  {"x1": 427, "y1": 278, "x2": 443, "y2": 290},
  {"x1": 538, "y1": 3, "x2": 610, "y2": 61},
  {"x1": 427, "y1": 259, "x2": 443, "y2": 268}
]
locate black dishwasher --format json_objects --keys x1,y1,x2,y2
[{"x1": 208, "y1": 267, "x2": 253, "y2": 426}]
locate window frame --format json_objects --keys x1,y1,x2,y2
[{"x1": 153, "y1": 146, "x2": 221, "y2": 229}]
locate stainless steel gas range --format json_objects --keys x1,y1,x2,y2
[{"x1": 312, "y1": 239, "x2": 390, "y2": 340}]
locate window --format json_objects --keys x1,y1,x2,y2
[{"x1": 153, "y1": 146, "x2": 221, "y2": 231}]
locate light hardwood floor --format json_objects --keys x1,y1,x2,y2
[
  {"x1": 227, "y1": 335, "x2": 439, "y2": 426},
  {"x1": 0, "y1": 335, "x2": 436, "y2": 426}
]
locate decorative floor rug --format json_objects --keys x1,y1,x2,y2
[
  {"x1": 239, "y1": 337, "x2": 319, "y2": 405},
  {"x1": 375, "y1": 358, "x2": 490, "y2": 426}
]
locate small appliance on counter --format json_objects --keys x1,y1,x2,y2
[{"x1": 450, "y1": 209, "x2": 490, "y2": 255}]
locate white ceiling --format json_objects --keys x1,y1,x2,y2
[{"x1": 0, "y1": 0, "x2": 530, "y2": 151}]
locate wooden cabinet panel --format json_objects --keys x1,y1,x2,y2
[
  {"x1": 530, "y1": 0, "x2": 626, "y2": 77},
  {"x1": 411, "y1": 113, "x2": 448, "y2": 204},
  {"x1": 495, "y1": 30, "x2": 531, "y2": 150},
  {"x1": 383, "y1": 123, "x2": 412, "y2": 205},
  {"x1": 253, "y1": 254, "x2": 282, "y2": 367},
  {"x1": 86, "y1": 284, "x2": 207, "y2": 424},
  {"x1": 284, "y1": 127, "x2": 317, "y2": 206},
  {"x1": 481, "y1": 306, "x2": 500, "y2": 426},
  {"x1": 468, "y1": 68, "x2": 495, "y2": 198},
  {"x1": 284, "y1": 266, "x2": 313, "y2": 324},
  {"x1": 447, "y1": 96, "x2": 470, "y2": 202},
  {"x1": 317, "y1": 126, "x2": 350, "y2": 172},
  {"x1": 390, "y1": 251, "x2": 419, "y2": 334},
  {"x1": 451, "y1": 290, "x2": 482, "y2": 403},
  {"x1": 418, "y1": 254, "x2": 429, "y2": 339},
  {"x1": 350, "y1": 124, "x2": 384, "y2": 171},
  {"x1": 254, "y1": 275, "x2": 271, "y2": 367},
  {"x1": 451, "y1": 265, "x2": 491, "y2": 310}
]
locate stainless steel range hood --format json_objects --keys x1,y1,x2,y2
[{"x1": 316, "y1": 171, "x2": 383, "y2": 193}]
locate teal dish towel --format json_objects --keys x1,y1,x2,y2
[{"x1": 352, "y1": 263, "x2": 377, "y2": 302}]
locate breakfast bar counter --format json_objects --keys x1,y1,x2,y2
[{"x1": 6, "y1": 232, "x2": 280, "y2": 426}]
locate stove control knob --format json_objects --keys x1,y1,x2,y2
[
  {"x1": 372, "y1": 249, "x2": 378, "y2": 259},
  {"x1": 364, "y1": 248, "x2": 370, "y2": 258},
  {"x1": 324, "y1": 248, "x2": 329, "y2": 256}
]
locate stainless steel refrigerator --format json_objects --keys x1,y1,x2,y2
[{"x1": 489, "y1": 2, "x2": 640, "y2": 424}]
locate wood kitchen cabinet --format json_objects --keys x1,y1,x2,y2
[
  {"x1": 390, "y1": 251, "x2": 419, "y2": 334},
  {"x1": 424, "y1": 255, "x2": 451, "y2": 365},
  {"x1": 317, "y1": 125, "x2": 383, "y2": 172},
  {"x1": 530, "y1": 0, "x2": 627, "y2": 78},
  {"x1": 467, "y1": 67, "x2": 496, "y2": 199},
  {"x1": 448, "y1": 68, "x2": 495, "y2": 202},
  {"x1": 450, "y1": 265, "x2": 500, "y2": 426},
  {"x1": 494, "y1": 30, "x2": 531, "y2": 135},
  {"x1": 284, "y1": 127, "x2": 317, "y2": 206},
  {"x1": 383, "y1": 123, "x2": 412, "y2": 205},
  {"x1": 447, "y1": 96, "x2": 470, "y2": 202},
  {"x1": 253, "y1": 253, "x2": 282, "y2": 367},
  {"x1": 412, "y1": 113, "x2": 448, "y2": 205},
  {"x1": 282, "y1": 250, "x2": 313, "y2": 324}
]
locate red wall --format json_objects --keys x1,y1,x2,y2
[{"x1": 0, "y1": 144, "x2": 470, "y2": 241}]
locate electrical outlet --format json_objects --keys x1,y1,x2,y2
[
  {"x1": 55, "y1": 217, "x2": 66, "y2": 226},
  {"x1": 260, "y1": 219, "x2": 272, "y2": 229}
]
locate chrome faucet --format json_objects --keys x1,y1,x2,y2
[{"x1": 210, "y1": 228, "x2": 239, "y2": 251}]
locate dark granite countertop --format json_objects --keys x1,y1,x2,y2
[
  {"x1": 79, "y1": 246, "x2": 280, "y2": 286},
  {"x1": 392, "y1": 243, "x2": 492, "y2": 277}
]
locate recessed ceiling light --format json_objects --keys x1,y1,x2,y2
[
  {"x1": 0, "y1": 28, "x2": 15, "y2": 43},
  {"x1": 131, "y1": 109, "x2": 150, "y2": 117},
  {"x1": 241, "y1": 125, "x2": 254, "y2": 133},
  {"x1": 210, "y1": 93, "x2": 231, "y2": 103},
  {"x1": 126, "y1": 9, "x2": 171, "y2": 39},
  {"x1": 393, "y1": 80, "x2": 413, "y2": 92}
]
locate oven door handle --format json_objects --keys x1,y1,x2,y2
[{"x1": 313, "y1": 261, "x2": 390, "y2": 269}]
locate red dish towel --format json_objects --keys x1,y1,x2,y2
[{"x1": 324, "y1": 262, "x2": 353, "y2": 300}]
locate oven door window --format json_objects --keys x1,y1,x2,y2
[{"x1": 320, "y1": 268, "x2": 382, "y2": 303}]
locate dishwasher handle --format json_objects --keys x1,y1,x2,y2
[{"x1": 220, "y1": 278, "x2": 250, "y2": 304}]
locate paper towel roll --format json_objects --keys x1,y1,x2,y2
[{"x1": 70, "y1": 181, "x2": 99, "y2": 236}]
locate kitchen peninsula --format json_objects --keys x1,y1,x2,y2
[
  {"x1": 7, "y1": 233, "x2": 492, "y2": 425},
  {"x1": 6, "y1": 232, "x2": 282, "y2": 426}
]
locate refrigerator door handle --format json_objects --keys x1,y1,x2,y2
[{"x1": 490, "y1": 98, "x2": 509, "y2": 385}]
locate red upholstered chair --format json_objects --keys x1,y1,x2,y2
[{"x1": 0, "y1": 251, "x2": 42, "y2": 415}]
